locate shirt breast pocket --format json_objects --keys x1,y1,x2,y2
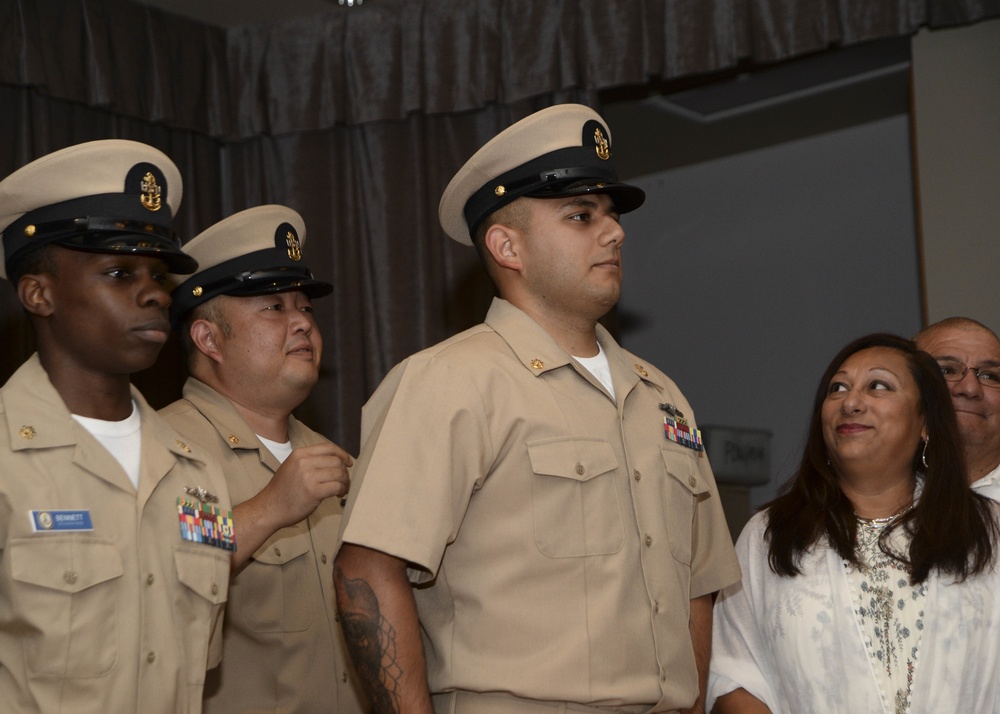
[
  {"x1": 9, "y1": 537, "x2": 123, "y2": 678},
  {"x1": 527, "y1": 437, "x2": 624, "y2": 558},
  {"x1": 174, "y1": 544, "x2": 230, "y2": 684},
  {"x1": 660, "y1": 447, "x2": 709, "y2": 564},
  {"x1": 238, "y1": 525, "x2": 314, "y2": 632}
]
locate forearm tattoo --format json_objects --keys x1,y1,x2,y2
[{"x1": 334, "y1": 565, "x2": 404, "y2": 713}]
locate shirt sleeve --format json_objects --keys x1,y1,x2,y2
[
  {"x1": 689, "y1": 452, "x2": 742, "y2": 598},
  {"x1": 338, "y1": 352, "x2": 492, "y2": 581},
  {"x1": 666, "y1": 386, "x2": 741, "y2": 599},
  {"x1": 707, "y1": 512, "x2": 779, "y2": 712}
]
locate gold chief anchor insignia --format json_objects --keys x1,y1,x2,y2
[
  {"x1": 594, "y1": 127, "x2": 610, "y2": 161},
  {"x1": 286, "y1": 230, "x2": 302, "y2": 261},
  {"x1": 140, "y1": 172, "x2": 162, "y2": 212}
]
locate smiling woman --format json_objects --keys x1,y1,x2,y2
[
  {"x1": 821, "y1": 346, "x2": 927, "y2": 508},
  {"x1": 708, "y1": 332, "x2": 1000, "y2": 714}
]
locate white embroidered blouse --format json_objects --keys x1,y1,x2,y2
[{"x1": 708, "y1": 509, "x2": 1000, "y2": 713}]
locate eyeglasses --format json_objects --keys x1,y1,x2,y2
[{"x1": 937, "y1": 360, "x2": 1000, "y2": 389}]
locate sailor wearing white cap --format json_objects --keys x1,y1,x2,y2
[
  {"x1": 0, "y1": 139, "x2": 232, "y2": 714},
  {"x1": 161, "y1": 205, "x2": 365, "y2": 714},
  {"x1": 336, "y1": 105, "x2": 740, "y2": 714}
]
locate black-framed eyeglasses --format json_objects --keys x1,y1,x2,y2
[{"x1": 937, "y1": 359, "x2": 1000, "y2": 389}]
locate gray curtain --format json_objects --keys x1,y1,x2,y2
[{"x1": 2, "y1": 0, "x2": 997, "y2": 450}]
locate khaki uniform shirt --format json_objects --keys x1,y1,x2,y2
[
  {"x1": 340, "y1": 299, "x2": 741, "y2": 712},
  {"x1": 160, "y1": 378, "x2": 366, "y2": 714},
  {"x1": 0, "y1": 355, "x2": 232, "y2": 714}
]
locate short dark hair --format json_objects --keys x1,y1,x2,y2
[
  {"x1": 765, "y1": 332, "x2": 998, "y2": 584},
  {"x1": 7, "y1": 244, "x2": 58, "y2": 285},
  {"x1": 471, "y1": 199, "x2": 532, "y2": 285},
  {"x1": 180, "y1": 297, "x2": 233, "y2": 369}
]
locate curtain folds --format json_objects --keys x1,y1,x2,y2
[
  {"x1": 1, "y1": 0, "x2": 997, "y2": 449},
  {"x1": 0, "y1": 87, "x2": 578, "y2": 451},
  {"x1": 3, "y1": 0, "x2": 996, "y2": 140}
]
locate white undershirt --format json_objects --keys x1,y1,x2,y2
[
  {"x1": 72, "y1": 400, "x2": 142, "y2": 488},
  {"x1": 257, "y1": 435, "x2": 293, "y2": 464},
  {"x1": 574, "y1": 343, "x2": 615, "y2": 400}
]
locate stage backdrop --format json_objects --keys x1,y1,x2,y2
[{"x1": 2, "y1": 0, "x2": 997, "y2": 451}]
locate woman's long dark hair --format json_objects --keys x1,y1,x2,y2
[{"x1": 765, "y1": 333, "x2": 998, "y2": 583}]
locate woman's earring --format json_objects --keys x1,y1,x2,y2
[{"x1": 921, "y1": 438, "x2": 929, "y2": 470}]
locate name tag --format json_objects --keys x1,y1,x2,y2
[{"x1": 30, "y1": 510, "x2": 94, "y2": 532}]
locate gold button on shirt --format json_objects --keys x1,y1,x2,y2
[
  {"x1": 340, "y1": 299, "x2": 740, "y2": 711},
  {"x1": 0, "y1": 355, "x2": 232, "y2": 713},
  {"x1": 160, "y1": 379, "x2": 367, "y2": 714}
]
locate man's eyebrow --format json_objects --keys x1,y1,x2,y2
[
  {"x1": 558, "y1": 196, "x2": 621, "y2": 215},
  {"x1": 932, "y1": 354, "x2": 1000, "y2": 369},
  {"x1": 558, "y1": 196, "x2": 599, "y2": 209}
]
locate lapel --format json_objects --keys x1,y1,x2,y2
[
  {"x1": 2, "y1": 355, "x2": 207, "y2": 505},
  {"x1": 4, "y1": 355, "x2": 135, "y2": 494},
  {"x1": 483, "y1": 298, "x2": 665, "y2": 409},
  {"x1": 183, "y1": 377, "x2": 278, "y2": 472},
  {"x1": 134, "y1": 394, "x2": 211, "y2": 511}
]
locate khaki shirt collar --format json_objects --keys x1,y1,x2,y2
[
  {"x1": 182, "y1": 377, "x2": 262, "y2": 453},
  {"x1": 2, "y1": 354, "x2": 207, "y2": 499},
  {"x1": 3, "y1": 354, "x2": 197, "y2": 461},
  {"x1": 3, "y1": 354, "x2": 78, "y2": 452},
  {"x1": 180, "y1": 377, "x2": 316, "y2": 471},
  {"x1": 484, "y1": 298, "x2": 666, "y2": 395}
]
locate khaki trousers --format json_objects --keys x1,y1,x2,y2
[{"x1": 433, "y1": 690, "x2": 668, "y2": 714}]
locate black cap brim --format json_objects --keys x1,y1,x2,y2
[{"x1": 525, "y1": 179, "x2": 646, "y2": 215}]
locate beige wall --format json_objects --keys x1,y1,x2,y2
[{"x1": 912, "y1": 19, "x2": 1000, "y2": 329}]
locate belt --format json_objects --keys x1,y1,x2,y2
[{"x1": 433, "y1": 690, "x2": 667, "y2": 714}]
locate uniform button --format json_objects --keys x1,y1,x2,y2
[
  {"x1": 654, "y1": 600, "x2": 660, "y2": 613},
  {"x1": 64, "y1": 570, "x2": 78, "y2": 585},
  {"x1": 633, "y1": 469, "x2": 641, "y2": 482},
  {"x1": 147, "y1": 573, "x2": 155, "y2": 585},
  {"x1": 644, "y1": 534, "x2": 653, "y2": 547},
  {"x1": 211, "y1": 583, "x2": 219, "y2": 595},
  {"x1": 575, "y1": 463, "x2": 584, "y2": 475},
  {"x1": 688, "y1": 476, "x2": 697, "y2": 488},
  {"x1": 274, "y1": 547, "x2": 281, "y2": 557},
  {"x1": 321, "y1": 554, "x2": 328, "y2": 564},
  {"x1": 147, "y1": 652, "x2": 156, "y2": 664},
  {"x1": 342, "y1": 672, "x2": 348, "y2": 683}
]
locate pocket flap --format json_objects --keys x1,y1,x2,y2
[
  {"x1": 527, "y1": 438, "x2": 618, "y2": 481},
  {"x1": 252, "y1": 522, "x2": 312, "y2": 565},
  {"x1": 661, "y1": 447, "x2": 709, "y2": 496},
  {"x1": 9, "y1": 538, "x2": 123, "y2": 594},
  {"x1": 174, "y1": 545, "x2": 229, "y2": 604}
]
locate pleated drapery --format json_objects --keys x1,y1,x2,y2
[{"x1": 5, "y1": 0, "x2": 998, "y2": 139}]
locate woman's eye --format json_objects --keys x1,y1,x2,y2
[{"x1": 828, "y1": 382, "x2": 848, "y2": 394}]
